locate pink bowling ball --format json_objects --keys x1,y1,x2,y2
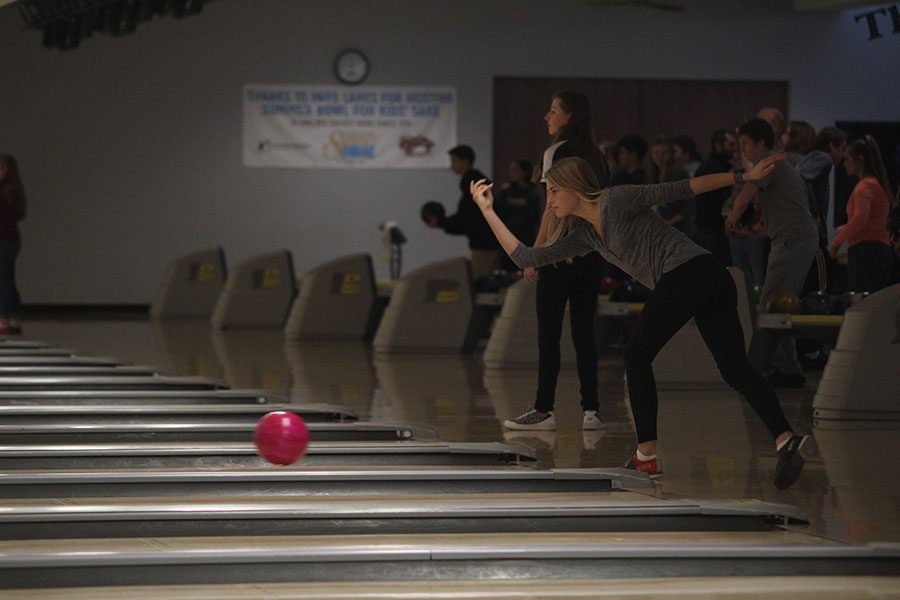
[{"x1": 254, "y1": 411, "x2": 310, "y2": 465}]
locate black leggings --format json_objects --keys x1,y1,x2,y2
[
  {"x1": 848, "y1": 240, "x2": 893, "y2": 293},
  {"x1": 623, "y1": 254, "x2": 792, "y2": 443},
  {"x1": 0, "y1": 242, "x2": 21, "y2": 317},
  {"x1": 534, "y1": 253, "x2": 601, "y2": 413}
]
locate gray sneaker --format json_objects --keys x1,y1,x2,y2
[
  {"x1": 503, "y1": 410, "x2": 557, "y2": 431},
  {"x1": 582, "y1": 410, "x2": 608, "y2": 431}
]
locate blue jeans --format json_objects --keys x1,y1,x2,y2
[
  {"x1": 0, "y1": 242, "x2": 22, "y2": 317},
  {"x1": 728, "y1": 234, "x2": 768, "y2": 286}
]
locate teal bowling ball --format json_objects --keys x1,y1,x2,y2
[
  {"x1": 830, "y1": 291, "x2": 868, "y2": 314},
  {"x1": 801, "y1": 291, "x2": 831, "y2": 315}
]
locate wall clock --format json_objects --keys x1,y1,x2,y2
[{"x1": 334, "y1": 49, "x2": 369, "y2": 85}]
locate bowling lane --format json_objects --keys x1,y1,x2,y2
[
  {"x1": 0, "y1": 403, "x2": 358, "y2": 423},
  {"x1": 0, "y1": 390, "x2": 278, "y2": 406},
  {"x1": 15, "y1": 317, "x2": 900, "y2": 546},
  {"x1": 0, "y1": 441, "x2": 534, "y2": 470},
  {"x1": 7, "y1": 576, "x2": 900, "y2": 600},
  {"x1": 0, "y1": 420, "x2": 430, "y2": 443},
  {"x1": 0, "y1": 490, "x2": 806, "y2": 540},
  {"x1": 4, "y1": 531, "x2": 896, "y2": 590},
  {"x1": 0, "y1": 466, "x2": 636, "y2": 499}
]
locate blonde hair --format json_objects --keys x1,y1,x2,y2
[{"x1": 542, "y1": 157, "x2": 603, "y2": 245}]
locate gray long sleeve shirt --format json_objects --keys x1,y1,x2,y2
[{"x1": 510, "y1": 179, "x2": 707, "y2": 290}]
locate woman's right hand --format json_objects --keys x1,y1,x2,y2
[
  {"x1": 523, "y1": 266, "x2": 539, "y2": 282},
  {"x1": 469, "y1": 179, "x2": 495, "y2": 212}
]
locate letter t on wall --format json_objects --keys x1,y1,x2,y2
[{"x1": 854, "y1": 8, "x2": 887, "y2": 40}]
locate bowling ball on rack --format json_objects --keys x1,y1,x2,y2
[
  {"x1": 831, "y1": 291, "x2": 869, "y2": 314},
  {"x1": 831, "y1": 292, "x2": 853, "y2": 315},
  {"x1": 629, "y1": 282, "x2": 651, "y2": 302},
  {"x1": 801, "y1": 291, "x2": 831, "y2": 315},
  {"x1": 608, "y1": 280, "x2": 649, "y2": 302},
  {"x1": 475, "y1": 274, "x2": 501, "y2": 293},
  {"x1": 609, "y1": 281, "x2": 635, "y2": 302},
  {"x1": 766, "y1": 291, "x2": 802, "y2": 314},
  {"x1": 752, "y1": 284, "x2": 763, "y2": 304},
  {"x1": 254, "y1": 411, "x2": 310, "y2": 466},
  {"x1": 491, "y1": 269, "x2": 521, "y2": 289},
  {"x1": 600, "y1": 276, "x2": 617, "y2": 294}
]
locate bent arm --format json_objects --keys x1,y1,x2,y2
[
  {"x1": 482, "y1": 207, "x2": 594, "y2": 268},
  {"x1": 833, "y1": 188, "x2": 873, "y2": 247},
  {"x1": 725, "y1": 184, "x2": 758, "y2": 230},
  {"x1": 480, "y1": 208, "x2": 525, "y2": 257},
  {"x1": 471, "y1": 178, "x2": 593, "y2": 269}
]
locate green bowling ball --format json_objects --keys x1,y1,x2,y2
[
  {"x1": 752, "y1": 284, "x2": 763, "y2": 302},
  {"x1": 801, "y1": 291, "x2": 831, "y2": 315}
]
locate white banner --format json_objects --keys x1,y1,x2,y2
[{"x1": 243, "y1": 85, "x2": 457, "y2": 169}]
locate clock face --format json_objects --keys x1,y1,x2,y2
[{"x1": 334, "y1": 50, "x2": 369, "y2": 85}]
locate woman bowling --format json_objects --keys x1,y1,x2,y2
[{"x1": 470, "y1": 155, "x2": 807, "y2": 490}]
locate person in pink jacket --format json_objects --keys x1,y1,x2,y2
[{"x1": 831, "y1": 136, "x2": 894, "y2": 293}]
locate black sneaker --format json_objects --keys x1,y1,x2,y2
[
  {"x1": 800, "y1": 351, "x2": 828, "y2": 372},
  {"x1": 774, "y1": 435, "x2": 808, "y2": 490}
]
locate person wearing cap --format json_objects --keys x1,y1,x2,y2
[{"x1": 423, "y1": 144, "x2": 501, "y2": 279}]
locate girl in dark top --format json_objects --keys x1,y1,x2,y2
[
  {"x1": 473, "y1": 155, "x2": 807, "y2": 490},
  {"x1": 0, "y1": 155, "x2": 26, "y2": 335},
  {"x1": 503, "y1": 91, "x2": 608, "y2": 433}
]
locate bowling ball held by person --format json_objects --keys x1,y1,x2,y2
[
  {"x1": 420, "y1": 201, "x2": 446, "y2": 227},
  {"x1": 254, "y1": 411, "x2": 310, "y2": 465}
]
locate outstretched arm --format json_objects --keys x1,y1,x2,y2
[
  {"x1": 691, "y1": 153, "x2": 783, "y2": 196},
  {"x1": 609, "y1": 155, "x2": 783, "y2": 219}
]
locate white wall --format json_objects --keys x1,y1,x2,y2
[{"x1": 2, "y1": 0, "x2": 898, "y2": 304}]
